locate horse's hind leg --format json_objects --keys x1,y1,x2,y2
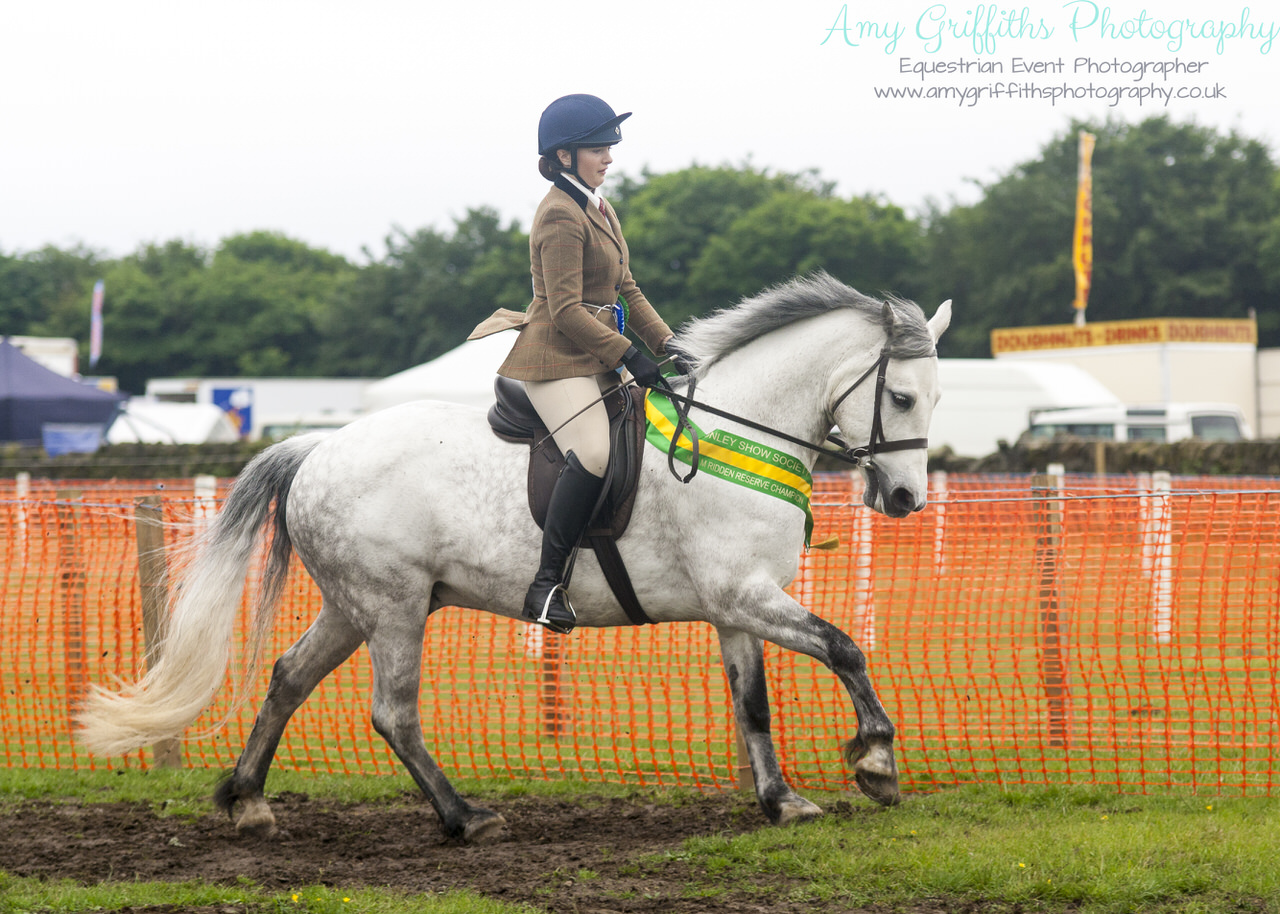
[
  {"x1": 215, "y1": 600, "x2": 364, "y2": 836},
  {"x1": 717, "y1": 627, "x2": 824, "y2": 825},
  {"x1": 365, "y1": 613, "x2": 507, "y2": 844}
]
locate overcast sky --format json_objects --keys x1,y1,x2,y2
[{"x1": 3, "y1": 0, "x2": 1278, "y2": 263}]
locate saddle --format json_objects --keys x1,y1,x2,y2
[{"x1": 488, "y1": 376, "x2": 652, "y2": 625}]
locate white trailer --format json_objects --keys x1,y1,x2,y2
[
  {"x1": 6, "y1": 335, "x2": 79, "y2": 377},
  {"x1": 144, "y1": 377, "x2": 374, "y2": 440}
]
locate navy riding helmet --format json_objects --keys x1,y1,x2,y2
[{"x1": 537, "y1": 94, "x2": 631, "y2": 156}]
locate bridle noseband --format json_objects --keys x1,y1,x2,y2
[{"x1": 828, "y1": 349, "x2": 930, "y2": 469}]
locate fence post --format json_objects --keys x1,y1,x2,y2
[
  {"x1": 539, "y1": 632, "x2": 570, "y2": 739},
  {"x1": 522, "y1": 623, "x2": 570, "y2": 739},
  {"x1": 193, "y1": 474, "x2": 218, "y2": 527},
  {"x1": 930, "y1": 470, "x2": 947, "y2": 576},
  {"x1": 849, "y1": 472, "x2": 876, "y2": 649},
  {"x1": 134, "y1": 495, "x2": 183, "y2": 767},
  {"x1": 16, "y1": 471, "x2": 30, "y2": 551},
  {"x1": 1148, "y1": 470, "x2": 1173, "y2": 645},
  {"x1": 56, "y1": 489, "x2": 87, "y2": 728},
  {"x1": 1031, "y1": 470, "x2": 1070, "y2": 748},
  {"x1": 1137, "y1": 472, "x2": 1152, "y2": 576}
]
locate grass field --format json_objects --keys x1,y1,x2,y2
[
  {"x1": 2, "y1": 481, "x2": 1278, "y2": 910},
  {"x1": 2, "y1": 768, "x2": 1279, "y2": 913}
]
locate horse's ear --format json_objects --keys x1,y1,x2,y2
[
  {"x1": 882, "y1": 300, "x2": 901, "y2": 335},
  {"x1": 928, "y1": 299, "x2": 953, "y2": 343}
]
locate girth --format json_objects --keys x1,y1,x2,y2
[{"x1": 488, "y1": 376, "x2": 652, "y2": 625}]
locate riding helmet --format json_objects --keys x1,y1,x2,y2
[{"x1": 537, "y1": 94, "x2": 630, "y2": 155}]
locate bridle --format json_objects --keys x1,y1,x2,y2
[
  {"x1": 658, "y1": 347, "x2": 931, "y2": 483},
  {"x1": 828, "y1": 349, "x2": 931, "y2": 467}
]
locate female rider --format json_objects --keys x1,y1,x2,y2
[{"x1": 471, "y1": 94, "x2": 676, "y2": 634}]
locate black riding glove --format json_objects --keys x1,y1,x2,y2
[{"x1": 621, "y1": 345, "x2": 671, "y2": 391}]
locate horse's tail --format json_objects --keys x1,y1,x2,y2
[{"x1": 75, "y1": 433, "x2": 326, "y2": 758}]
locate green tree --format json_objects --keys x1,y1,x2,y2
[
  {"x1": 320, "y1": 208, "x2": 529, "y2": 377},
  {"x1": 611, "y1": 164, "x2": 822, "y2": 328},
  {"x1": 1260, "y1": 169, "x2": 1280, "y2": 340},
  {"x1": 687, "y1": 192, "x2": 923, "y2": 310},
  {"x1": 34, "y1": 234, "x2": 355, "y2": 393},
  {"x1": 1, "y1": 245, "x2": 101, "y2": 338},
  {"x1": 31, "y1": 241, "x2": 206, "y2": 392},
  {"x1": 921, "y1": 116, "x2": 1280, "y2": 356},
  {"x1": 9, "y1": 123, "x2": 1277, "y2": 391},
  {"x1": 612, "y1": 164, "x2": 924, "y2": 330},
  {"x1": 192, "y1": 232, "x2": 354, "y2": 377}
]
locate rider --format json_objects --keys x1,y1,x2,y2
[{"x1": 471, "y1": 93, "x2": 677, "y2": 635}]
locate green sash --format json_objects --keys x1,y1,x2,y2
[{"x1": 645, "y1": 390, "x2": 814, "y2": 545}]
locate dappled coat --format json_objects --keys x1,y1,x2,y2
[{"x1": 470, "y1": 174, "x2": 672, "y2": 380}]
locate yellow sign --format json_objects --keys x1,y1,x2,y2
[{"x1": 991, "y1": 318, "x2": 1257, "y2": 354}]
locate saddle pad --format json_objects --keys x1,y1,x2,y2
[
  {"x1": 487, "y1": 379, "x2": 652, "y2": 626},
  {"x1": 487, "y1": 377, "x2": 644, "y2": 541}
]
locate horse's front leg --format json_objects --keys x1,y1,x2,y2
[
  {"x1": 815, "y1": 613, "x2": 902, "y2": 806},
  {"x1": 716, "y1": 627, "x2": 824, "y2": 825},
  {"x1": 724, "y1": 581, "x2": 901, "y2": 807}
]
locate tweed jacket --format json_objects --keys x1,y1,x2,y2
[{"x1": 469, "y1": 175, "x2": 673, "y2": 381}]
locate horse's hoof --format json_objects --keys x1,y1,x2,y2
[
  {"x1": 848, "y1": 740, "x2": 902, "y2": 807},
  {"x1": 234, "y1": 796, "x2": 278, "y2": 837},
  {"x1": 775, "y1": 795, "x2": 824, "y2": 826},
  {"x1": 462, "y1": 810, "x2": 507, "y2": 844},
  {"x1": 855, "y1": 766, "x2": 902, "y2": 806}
]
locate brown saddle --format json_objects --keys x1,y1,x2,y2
[{"x1": 487, "y1": 376, "x2": 652, "y2": 625}]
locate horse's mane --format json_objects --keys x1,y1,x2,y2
[{"x1": 673, "y1": 272, "x2": 935, "y2": 374}]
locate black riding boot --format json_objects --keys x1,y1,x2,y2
[{"x1": 521, "y1": 451, "x2": 605, "y2": 634}]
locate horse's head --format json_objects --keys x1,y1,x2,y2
[
  {"x1": 832, "y1": 298, "x2": 951, "y2": 518},
  {"x1": 674, "y1": 274, "x2": 952, "y2": 518}
]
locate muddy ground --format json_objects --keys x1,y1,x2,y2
[{"x1": 1, "y1": 790, "x2": 984, "y2": 913}]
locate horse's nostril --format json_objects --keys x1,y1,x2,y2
[{"x1": 891, "y1": 487, "x2": 917, "y2": 514}]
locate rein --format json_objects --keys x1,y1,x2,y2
[
  {"x1": 659, "y1": 349, "x2": 929, "y2": 482},
  {"x1": 530, "y1": 349, "x2": 929, "y2": 484}
]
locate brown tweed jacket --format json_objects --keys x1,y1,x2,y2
[{"x1": 469, "y1": 175, "x2": 673, "y2": 381}]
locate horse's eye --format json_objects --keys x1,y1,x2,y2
[{"x1": 890, "y1": 391, "x2": 915, "y2": 410}]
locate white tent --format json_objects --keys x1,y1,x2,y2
[
  {"x1": 362, "y1": 332, "x2": 514, "y2": 412},
  {"x1": 107, "y1": 400, "x2": 240, "y2": 444}
]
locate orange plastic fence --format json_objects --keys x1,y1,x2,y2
[{"x1": 2, "y1": 472, "x2": 1277, "y2": 796}]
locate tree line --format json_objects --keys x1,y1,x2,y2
[{"x1": 4, "y1": 115, "x2": 1279, "y2": 395}]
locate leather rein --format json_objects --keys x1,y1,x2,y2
[{"x1": 660, "y1": 348, "x2": 930, "y2": 484}]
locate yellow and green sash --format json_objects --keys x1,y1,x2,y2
[{"x1": 645, "y1": 390, "x2": 814, "y2": 544}]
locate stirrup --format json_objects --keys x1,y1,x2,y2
[{"x1": 531, "y1": 584, "x2": 577, "y2": 635}]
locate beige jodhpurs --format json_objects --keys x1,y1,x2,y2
[{"x1": 522, "y1": 373, "x2": 615, "y2": 478}]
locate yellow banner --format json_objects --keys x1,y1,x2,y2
[
  {"x1": 991, "y1": 318, "x2": 1257, "y2": 354},
  {"x1": 1072, "y1": 131, "x2": 1096, "y2": 312}
]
